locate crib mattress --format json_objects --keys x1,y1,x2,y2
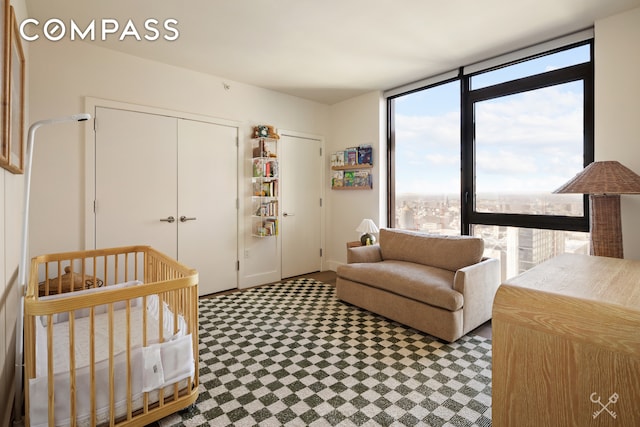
[{"x1": 29, "y1": 301, "x2": 194, "y2": 427}]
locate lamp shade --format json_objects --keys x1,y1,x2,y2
[
  {"x1": 553, "y1": 161, "x2": 640, "y2": 195},
  {"x1": 356, "y1": 219, "x2": 379, "y2": 246},
  {"x1": 356, "y1": 219, "x2": 379, "y2": 234}
]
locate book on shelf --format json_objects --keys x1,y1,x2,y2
[
  {"x1": 354, "y1": 170, "x2": 371, "y2": 187},
  {"x1": 333, "y1": 151, "x2": 345, "y2": 167},
  {"x1": 358, "y1": 144, "x2": 372, "y2": 165},
  {"x1": 332, "y1": 170, "x2": 344, "y2": 188},
  {"x1": 331, "y1": 145, "x2": 373, "y2": 169},
  {"x1": 253, "y1": 158, "x2": 278, "y2": 178},
  {"x1": 253, "y1": 181, "x2": 278, "y2": 197},
  {"x1": 344, "y1": 170, "x2": 355, "y2": 186},
  {"x1": 257, "y1": 218, "x2": 278, "y2": 236},
  {"x1": 255, "y1": 200, "x2": 278, "y2": 217},
  {"x1": 345, "y1": 147, "x2": 358, "y2": 166}
]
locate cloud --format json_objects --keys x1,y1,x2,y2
[
  {"x1": 393, "y1": 81, "x2": 586, "y2": 194},
  {"x1": 395, "y1": 111, "x2": 460, "y2": 149},
  {"x1": 475, "y1": 84, "x2": 583, "y2": 147},
  {"x1": 425, "y1": 153, "x2": 458, "y2": 165},
  {"x1": 477, "y1": 150, "x2": 537, "y2": 175}
]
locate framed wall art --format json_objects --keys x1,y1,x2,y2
[
  {"x1": 7, "y1": 5, "x2": 24, "y2": 174},
  {"x1": 0, "y1": 0, "x2": 9, "y2": 170}
]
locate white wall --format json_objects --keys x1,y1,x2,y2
[
  {"x1": 595, "y1": 6, "x2": 640, "y2": 260},
  {"x1": 325, "y1": 91, "x2": 386, "y2": 270},
  {"x1": 26, "y1": 39, "x2": 329, "y2": 289},
  {"x1": 1, "y1": 1, "x2": 28, "y2": 424}
]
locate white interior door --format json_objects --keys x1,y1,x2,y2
[
  {"x1": 178, "y1": 119, "x2": 238, "y2": 295},
  {"x1": 94, "y1": 107, "x2": 239, "y2": 295},
  {"x1": 94, "y1": 107, "x2": 177, "y2": 257},
  {"x1": 280, "y1": 135, "x2": 322, "y2": 278}
]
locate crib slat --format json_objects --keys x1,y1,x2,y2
[
  {"x1": 93, "y1": 255, "x2": 98, "y2": 294},
  {"x1": 69, "y1": 260, "x2": 76, "y2": 293},
  {"x1": 115, "y1": 253, "x2": 120, "y2": 285},
  {"x1": 56, "y1": 261, "x2": 63, "y2": 295},
  {"x1": 124, "y1": 253, "x2": 129, "y2": 283},
  {"x1": 141, "y1": 291, "x2": 149, "y2": 414},
  {"x1": 43, "y1": 262, "x2": 50, "y2": 296},
  {"x1": 47, "y1": 316, "x2": 54, "y2": 427},
  {"x1": 81, "y1": 258, "x2": 86, "y2": 291},
  {"x1": 105, "y1": 255, "x2": 110, "y2": 288},
  {"x1": 126, "y1": 299, "x2": 132, "y2": 420},
  {"x1": 90, "y1": 306, "x2": 97, "y2": 427},
  {"x1": 158, "y1": 292, "x2": 165, "y2": 407},
  {"x1": 108, "y1": 302, "x2": 115, "y2": 427},
  {"x1": 69, "y1": 312, "x2": 77, "y2": 427}
]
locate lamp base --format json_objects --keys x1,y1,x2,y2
[
  {"x1": 360, "y1": 233, "x2": 376, "y2": 246},
  {"x1": 590, "y1": 194, "x2": 623, "y2": 258}
]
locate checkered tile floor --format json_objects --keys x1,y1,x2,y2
[{"x1": 158, "y1": 279, "x2": 492, "y2": 426}]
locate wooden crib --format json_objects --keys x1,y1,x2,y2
[{"x1": 23, "y1": 246, "x2": 199, "y2": 427}]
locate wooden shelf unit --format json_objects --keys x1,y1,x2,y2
[{"x1": 251, "y1": 137, "x2": 279, "y2": 237}]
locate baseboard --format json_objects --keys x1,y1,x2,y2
[{"x1": 325, "y1": 260, "x2": 342, "y2": 272}]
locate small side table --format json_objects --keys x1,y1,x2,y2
[{"x1": 346, "y1": 241, "x2": 362, "y2": 249}]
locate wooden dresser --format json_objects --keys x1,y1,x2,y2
[{"x1": 492, "y1": 253, "x2": 640, "y2": 426}]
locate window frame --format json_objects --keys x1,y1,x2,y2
[{"x1": 387, "y1": 40, "x2": 594, "y2": 235}]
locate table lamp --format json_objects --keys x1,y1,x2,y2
[
  {"x1": 553, "y1": 160, "x2": 640, "y2": 258},
  {"x1": 356, "y1": 219, "x2": 379, "y2": 245}
]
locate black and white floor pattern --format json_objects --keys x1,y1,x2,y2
[{"x1": 158, "y1": 279, "x2": 492, "y2": 426}]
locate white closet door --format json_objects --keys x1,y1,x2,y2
[
  {"x1": 280, "y1": 135, "x2": 322, "y2": 278},
  {"x1": 178, "y1": 119, "x2": 238, "y2": 295},
  {"x1": 95, "y1": 107, "x2": 178, "y2": 258}
]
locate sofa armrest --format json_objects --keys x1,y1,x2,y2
[
  {"x1": 453, "y1": 257, "x2": 501, "y2": 334},
  {"x1": 453, "y1": 257, "x2": 500, "y2": 294},
  {"x1": 347, "y1": 244, "x2": 382, "y2": 264}
]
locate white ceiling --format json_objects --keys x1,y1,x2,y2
[{"x1": 24, "y1": 0, "x2": 640, "y2": 105}]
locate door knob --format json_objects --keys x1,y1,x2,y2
[
  {"x1": 180, "y1": 216, "x2": 197, "y2": 222},
  {"x1": 283, "y1": 212, "x2": 294, "y2": 217},
  {"x1": 160, "y1": 216, "x2": 176, "y2": 223}
]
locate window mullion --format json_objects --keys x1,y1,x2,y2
[{"x1": 461, "y1": 73, "x2": 473, "y2": 236}]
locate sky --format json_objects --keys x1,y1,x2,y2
[{"x1": 394, "y1": 44, "x2": 590, "y2": 197}]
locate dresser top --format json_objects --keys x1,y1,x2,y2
[{"x1": 502, "y1": 253, "x2": 640, "y2": 310}]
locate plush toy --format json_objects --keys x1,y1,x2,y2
[
  {"x1": 253, "y1": 125, "x2": 269, "y2": 138},
  {"x1": 38, "y1": 266, "x2": 104, "y2": 296},
  {"x1": 266, "y1": 125, "x2": 279, "y2": 139},
  {"x1": 253, "y1": 125, "x2": 279, "y2": 139}
]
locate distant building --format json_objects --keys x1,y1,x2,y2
[
  {"x1": 398, "y1": 203, "x2": 416, "y2": 230},
  {"x1": 507, "y1": 228, "x2": 565, "y2": 278}
]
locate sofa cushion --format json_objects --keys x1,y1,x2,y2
[
  {"x1": 379, "y1": 229, "x2": 484, "y2": 272},
  {"x1": 337, "y1": 260, "x2": 462, "y2": 311}
]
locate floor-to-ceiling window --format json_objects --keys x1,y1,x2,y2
[
  {"x1": 389, "y1": 80, "x2": 461, "y2": 234},
  {"x1": 388, "y1": 34, "x2": 593, "y2": 280}
]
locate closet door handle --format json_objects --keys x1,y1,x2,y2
[
  {"x1": 180, "y1": 216, "x2": 197, "y2": 222},
  {"x1": 160, "y1": 216, "x2": 176, "y2": 223}
]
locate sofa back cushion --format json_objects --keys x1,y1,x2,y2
[{"x1": 379, "y1": 228, "x2": 484, "y2": 272}]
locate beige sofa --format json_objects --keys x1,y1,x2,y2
[{"x1": 336, "y1": 228, "x2": 500, "y2": 342}]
